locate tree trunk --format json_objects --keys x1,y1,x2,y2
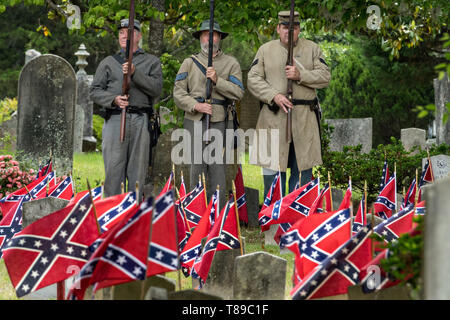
[{"x1": 148, "y1": 0, "x2": 165, "y2": 57}]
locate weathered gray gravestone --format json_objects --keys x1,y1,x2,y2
[
  {"x1": 244, "y1": 187, "x2": 260, "y2": 228},
  {"x1": 202, "y1": 238, "x2": 245, "y2": 299},
  {"x1": 401, "y1": 128, "x2": 426, "y2": 153},
  {"x1": 17, "y1": 54, "x2": 76, "y2": 175},
  {"x1": 112, "y1": 275, "x2": 176, "y2": 300},
  {"x1": 424, "y1": 177, "x2": 450, "y2": 299},
  {"x1": 169, "y1": 289, "x2": 223, "y2": 300},
  {"x1": 423, "y1": 155, "x2": 450, "y2": 181},
  {"x1": 434, "y1": 74, "x2": 450, "y2": 146},
  {"x1": 22, "y1": 197, "x2": 69, "y2": 228},
  {"x1": 73, "y1": 104, "x2": 85, "y2": 153},
  {"x1": 233, "y1": 251, "x2": 287, "y2": 300},
  {"x1": 325, "y1": 118, "x2": 373, "y2": 154}
]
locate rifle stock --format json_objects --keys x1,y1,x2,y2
[
  {"x1": 286, "y1": 0, "x2": 295, "y2": 143},
  {"x1": 119, "y1": 0, "x2": 135, "y2": 142}
]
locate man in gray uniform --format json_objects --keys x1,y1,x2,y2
[
  {"x1": 173, "y1": 20, "x2": 244, "y2": 206},
  {"x1": 90, "y1": 19, "x2": 163, "y2": 198}
]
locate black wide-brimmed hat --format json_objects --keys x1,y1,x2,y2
[
  {"x1": 118, "y1": 18, "x2": 141, "y2": 31},
  {"x1": 192, "y1": 20, "x2": 228, "y2": 39}
]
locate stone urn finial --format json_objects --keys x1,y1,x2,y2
[{"x1": 75, "y1": 43, "x2": 90, "y2": 76}]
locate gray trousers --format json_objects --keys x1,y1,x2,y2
[
  {"x1": 102, "y1": 113, "x2": 149, "y2": 199},
  {"x1": 183, "y1": 118, "x2": 227, "y2": 208}
]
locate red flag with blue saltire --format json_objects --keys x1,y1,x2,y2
[
  {"x1": 68, "y1": 185, "x2": 103, "y2": 206},
  {"x1": 175, "y1": 199, "x2": 191, "y2": 251},
  {"x1": 338, "y1": 179, "x2": 352, "y2": 211},
  {"x1": 273, "y1": 178, "x2": 322, "y2": 244},
  {"x1": 146, "y1": 190, "x2": 179, "y2": 277},
  {"x1": 179, "y1": 175, "x2": 187, "y2": 199},
  {"x1": 352, "y1": 193, "x2": 366, "y2": 236},
  {"x1": 418, "y1": 159, "x2": 434, "y2": 202},
  {"x1": 378, "y1": 159, "x2": 389, "y2": 193},
  {"x1": 401, "y1": 178, "x2": 416, "y2": 210},
  {"x1": 373, "y1": 203, "x2": 415, "y2": 244},
  {"x1": 291, "y1": 224, "x2": 372, "y2": 299},
  {"x1": 374, "y1": 172, "x2": 397, "y2": 219},
  {"x1": 261, "y1": 170, "x2": 282, "y2": 211},
  {"x1": 259, "y1": 178, "x2": 320, "y2": 232},
  {"x1": 35, "y1": 158, "x2": 52, "y2": 180},
  {"x1": 0, "y1": 171, "x2": 56, "y2": 215},
  {"x1": 234, "y1": 165, "x2": 248, "y2": 224},
  {"x1": 415, "y1": 200, "x2": 426, "y2": 215},
  {"x1": 47, "y1": 175, "x2": 75, "y2": 201},
  {"x1": 0, "y1": 197, "x2": 25, "y2": 259},
  {"x1": 359, "y1": 248, "x2": 401, "y2": 294},
  {"x1": 182, "y1": 181, "x2": 207, "y2": 228},
  {"x1": 2, "y1": 194, "x2": 99, "y2": 298},
  {"x1": 279, "y1": 207, "x2": 352, "y2": 282},
  {"x1": 158, "y1": 172, "x2": 173, "y2": 198},
  {"x1": 67, "y1": 196, "x2": 154, "y2": 299},
  {"x1": 93, "y1": 191, "x2": 138, "y2": 233},
  {"x1": 191, "y1": 197, "x2": 240, "y2": 284},
  {"x1": 180, "y1": 189, "x2": 219, "y2": 277}
]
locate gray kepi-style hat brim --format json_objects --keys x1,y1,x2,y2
[{"x1": 192, "y1": 19, "x2": 228, "y2": 39}]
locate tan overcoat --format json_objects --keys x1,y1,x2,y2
[
  {"x1": 247, "y1": 38, "x2": 331, "y2": 172},
  {"x1": 173, "y1": 50, "x2": 244, "y2": 122}
]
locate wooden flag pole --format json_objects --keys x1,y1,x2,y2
[
  {"x1": 328, "y1": 171, "x2": 333, "y2": 211},
  {"x1": 121, "y1": 182, "x2": 125, "y2": 194},
  {"x1": 171, "y1": 184, "x2": 183, "y2": 292},
  {"x1": 175, "y1": 186, "x2": 193, "y2": 233},
  {"x1": 349, "y1": 176, "x2": 353, "y2": 235},
  {"x1": 136, "y1": 181, "x2": 140, "y2": 204},
  {"x1": 394, "y1": 163, "x2": 397, "y2": 212},
  {"x1": 24, "y1": 186, "x2": 35, "y2": 200},
  {"x1": 370, "y1": 203, "x2": 375, "y2": 259},
  {"x1": 427, "y1": 148, "x2": 435, "y2": 182},
  {"x1": 364, "y1": 180, "x2": 367, "y2": 226},
  {"x1": 202, "y1": 172, "x2": 208, "y2": 208},
  {"x1": 140, "y1": 202, "x2": 155, "y2": 299},
  {"x1": 415, "y1": 168, "x2": 419, "y2": 208},
  {"x1": 86, "y1": 179, "x2": 102, "y2": 236},
  {"x1": 232, "y1": 180, "x2": 244, "y2": 256}
]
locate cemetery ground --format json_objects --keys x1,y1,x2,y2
[{"x1": 0, "y1": 151, "x2": 296, "y2": 300}]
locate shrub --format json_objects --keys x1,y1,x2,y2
[
  {"x1": 0, "y1": 97, "x2": 17, "y2": 123},
  {"x1": 0, "y1": 154, "x2": 35, "y2": 199}
]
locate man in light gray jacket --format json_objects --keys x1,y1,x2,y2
[{"x1": 90, "y1": 19, "x2": 163, "y2": 198}]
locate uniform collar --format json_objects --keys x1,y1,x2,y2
[
  {"x1": 278, "y1": 38, "x2": 300, "y2": 49},
  {"x1": 199, "y1": 48, "x2": 223, "y2": 60}
]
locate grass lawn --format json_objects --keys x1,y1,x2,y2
[{"x1": 0, "y1": 151, "x2": 298, "y2": 300}]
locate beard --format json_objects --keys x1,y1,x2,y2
[{"x1": 201, "y1": 41, "x2": 220, "y2": 54}]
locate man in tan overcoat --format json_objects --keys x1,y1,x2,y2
[
  {"x1": 247, "y1": 11, "x2": 331, "y2": 197},
  {"x1": 173, "y1": 20, "x2": 244, "y2": 206}
]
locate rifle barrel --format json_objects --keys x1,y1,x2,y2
[
  {"x1": 205, "y1": 0, "x2": 215, "y2": 144},
  {"x1": 286, "y1": 0, "x2": 295, "y2": 143},
  {"x1": 120, "y1": 0, "x2": 135, "y2": 142}
]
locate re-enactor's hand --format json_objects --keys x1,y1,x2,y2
[
  {"x1": 285, "y1": 65, "x2": 300, "y2": 81},
  {"x1": 273, "y1": 93, "x2": 293, "y2": 113},
  {"x1": 206, "y1": 67, "x2": 218, "y2": 84},
  {"x1": 114, "y1": 95, "x2": 129, "y2": 109},
  {"x1": 122, "y1": 62, "x2": 135, "y2": 76},
  {"x1": 194, "y1": 102, "x2": 213, "y2": 115}
]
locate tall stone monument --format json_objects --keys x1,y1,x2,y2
[
  {"x1": 434, "y1": 74, "x2": 450, "y2": 146},
  {"x1": 75, "y1": 44, "x2": 97, "y2": 152},
  {"x1": 17, "y1": 54, "x2": 76, "y2": 175}
]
